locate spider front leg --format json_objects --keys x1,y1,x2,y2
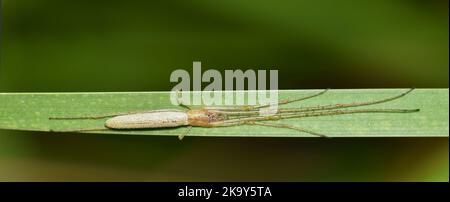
[{"x1": 203, "y1": 89, "x2": 329, "y2": 111}]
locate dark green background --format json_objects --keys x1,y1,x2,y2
[{"x1": 0, "y1": 0, "x2": 448, "y2": 181}]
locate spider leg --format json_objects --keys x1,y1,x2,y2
[
  {"x1": 262, "y1": 88, "x2": 412, "y2": 114},
  {"x1": 203, "y1": 89, "x2": 328, "y2": 111},
  {"x1": 175, "y1": 90, "x2": 194, "y2": 110},
  {"x1": 49, "y1": 112, "x2": 127, "y2": 120},
  {"x1": 178, "y1": 126, "x2": 192, "y2": 140},
  {"x1": 49, "y1": 109, "x2": 186, "y2": 120},
  {"x1": 208, "y1": 119, "x2": 326, "y2": 137},
  {"x1": 277, "y1": 88, "x2": 415, "y2": 114},
  {"x1": 49, "y1": 126, "x2": 110, "y2": 132},
  {"x1": 254, "y1": 89, "x2": 329, "y2": 109},
  {"x1": 214, "y1": 88, "x2": 415, "y2": 118},
  {"x1": 247, "y1": 121, "x2": 327, "y2": 137},
  {"x1": 216, "y1": 108, "x2": 420, "y2": 124}
]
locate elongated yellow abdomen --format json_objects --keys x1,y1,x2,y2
[{"x1": 105, "y1": 110, "x2": 188, "y2": 129}]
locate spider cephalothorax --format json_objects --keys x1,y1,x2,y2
[{"x1": 186, "y1": 109, "x2": 226, "y2": 127}]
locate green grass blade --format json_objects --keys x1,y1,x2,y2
[{"x1": 0, "y1": 89, "x2": 448, "y2": 137}]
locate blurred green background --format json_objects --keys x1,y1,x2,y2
[{"x1": 0, "y1": 0, "x2": 448, "y2": 181}]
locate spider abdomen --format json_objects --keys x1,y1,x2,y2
[{"x1": 105, "y1": 110, "x2": 189, "y2": 129}]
